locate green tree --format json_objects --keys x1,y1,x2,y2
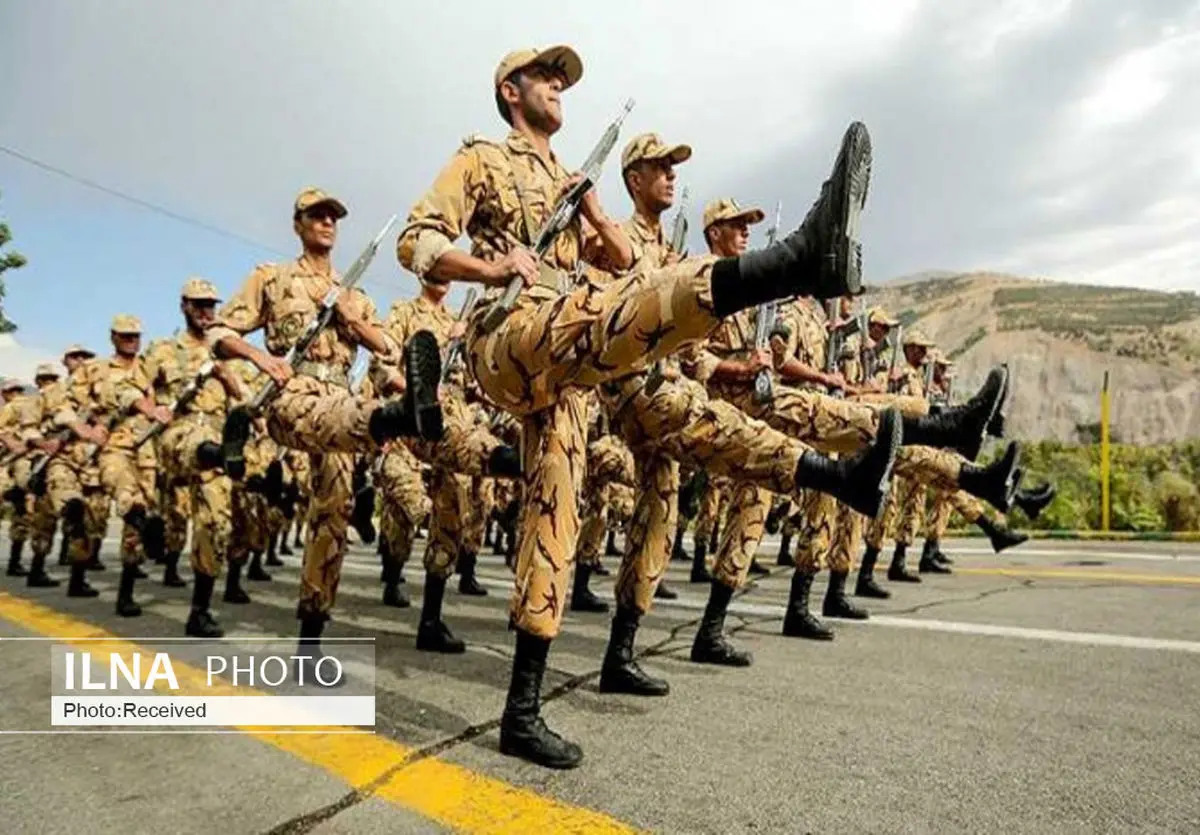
[{"x1": 0, "y1": 190, "x2": 27, "y2": 333}]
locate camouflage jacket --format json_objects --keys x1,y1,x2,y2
[{"x1": 129, "y1": 330, "x2": 230, "y2": 418}]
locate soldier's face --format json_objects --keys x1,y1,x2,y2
[
  {"x1": 63, "y1": 355, "x2": 84, "y2": 373},
  {"x1": 708, "y1": 220, "x2": 750, "y2": 257},
  {"x1": 509, "y1": 66, "x2": 566, "y2": 134},
  {"x1": 905, "y1": 344, "x2": 926, "y2": 367},
  {"x1": 868, "y1": 323, "x2": 888, "y2": 344},
  {"x1": 183, "y1": 299, "x2": 217, "y2": 330},
  {"x1": 296, "y1": 205, "x2": 339, "y2": 251},
  {"x1": 35, "y1": 377, "x2": 56, "y2": 390},
  {"x1": 631, "y1": 160, "x2": 676, "y2": 213},
  {"x1": 112, "y1": 332, "x2": 141, "y2": 357}
]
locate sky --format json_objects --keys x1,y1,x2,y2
[{"x1": 2, "y1": 0, "x2": 1200, "y2": 361}]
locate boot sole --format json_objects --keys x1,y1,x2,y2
[
  {"x1": 959, "y1": 367, "x2": 1010, "y2": 460},
  {"x1": 406, "y1": 330, "x2": 444, "y2": 443},
  {"x1": 823, "y1": 122, "x2": 872, "y2": 298},
  {"x1": 985, "y1": 364, "x2": 1010, "y2": 438}
]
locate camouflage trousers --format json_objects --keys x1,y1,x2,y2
[
  {"x1": 378, "y1": 443, "x2": 429, "y2": 567},
  {"x1": 865, "y1": 473, "x2": 927, "y2": 549},
  {"x1": 30, "y1": 459, "x2": 105, "y2": 563},
  {"x1": 468, "y1": 256, "x2": 743, "y2": 638},
  {"x1": 695, "y1": 477, "x2": 732, "y2": 550},
  {"x1": 578, "y1": 434, "x2": 636, "y2": 569},
  {"x1": 925, "y1": 489, "x2": 985, "y2": 540},
  {"x1": 792, "y1": 486, "x2": 855, "y2": 575},
  {"x1": 600, "y1": 374, "x2": 809, "y2": 617},
  {"x1": 608, "y1": 484, "x2": 634, "y2": 531},
  {"x1": 160, "y1": 417, "x2": 232, "y2": 578},
  {"x1": 98, "y1": 447, "x2": 157, "y2": 565},
  {"x1": 3, "y1": 459, "x2": 33, "y2": 542}
]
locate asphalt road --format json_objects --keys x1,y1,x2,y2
[{"x1": 1, "y1": 530, "x2": 1198, "y2": 834}]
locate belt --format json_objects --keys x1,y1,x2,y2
[{"x1": 294, "y1": 361, "x2": 350, "y2": 388}]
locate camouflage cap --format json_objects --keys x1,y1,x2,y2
[
  {"x1": 494, "y1": 45, "x2": 583, "y2": 90},
  {"x1": 294, "y1": 187, "x2": 348, "y2": 219},
  {"x1": 181, "y1": 277, "x2": 221, "y2": 302},
  {"x1": 0, "y1": 378, "x2": 23, "y2": 392},
  {"x1": 932, "y1": 349, "x2": 954, "y2": 368},
  {"x1": 867, "y1": 306, "x2": 899, "y2": 327},
  {"x1": 34, "y1": 362, "x2": 60, "y2": 379},
  {"x1": 110, "y1": 313, "x2": 143, "y2": 334},
  {"x1": 621, "y1": 133, "x2": 692, "y2": 171},
  {"x1": 702, "y1": 198, "x2": 766, "y2": 230},
  {"x1": 62, "y1": 344, "x2": 95, "y2": 359},
  {"x1": 903, "y1": 329, "x2": 934, "y2": 348}
]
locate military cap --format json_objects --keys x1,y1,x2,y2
[
  {"x1": 110, "y1": 313, "x2": 143, "y2": 334},
  {"x1": 63, "y1": 344, "x2": 95, "y2": 359},
  {"x1": 494, "y1": 45, "x2": 583, "y2": 91},
  {"x1": 294, "y1": 187, "x2": 348, "y2": 220},
  {"x1": 621, "y1": 133, "x2": 692, "y2": 171},
  {"x1": 0, "y1": 378, "x2": 23, "y2": 392},
  {"x1": 867, "y1": 306, "x2": 899, "y2": 327},
  {"x1": 702, "y1": 198, "x2": 766, "y2": 230},
  {"x1": 181, "y1": 277, "x2": 221, "y2": 302},
  {"x1": 932, "y1": 349, "x2": 954, "y2": 368},
  {"x1": 34, "y1": 362, "x2": 60, "y2": 380},
  {"x1": 903, "y1": 329, "x2": 935, "y2": 348}
]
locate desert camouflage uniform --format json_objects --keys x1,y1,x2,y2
[
  {"x1": 865, "y1": 361, "x2": 928, "y2": 549},
  {"x1": 0, "y1": 390, "x2": 39, "y2": 547}
]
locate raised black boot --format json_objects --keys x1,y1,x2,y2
[
  {"x1": 247, "y1": 550, "x2": 272, "y2": 582},
  {"x1": 604, "y1": 529, "x2": 620, "y2": 557},
  {"x1": 690, "y1": 539, "x2": 711, "y2": 583},
  {"x1": 599, "y1": 607, "x2": 670, "y2": 696},
  {"x1": 162, "y1": 550, "x2": 187, "y2": 588},
  {"x1": 185, "y1": 573, "x2": 224, "y2": 637},
  {"x1": 6, "y1": 540, "x2": 28, "y2": 577},
  {"x1": 900, "y1": 367, "x2": 1008, "y2": 460},
  {"x1": 709, "y1": 122, "x2": 872, "y2": 311},
  {"x1": 986, "y1": 364, "x2": 1010, "y2": 438},
  {"x1": 855, "y1": 546, "x2": 890, "y2": 598},
  {"x1": 66, "y1": 561, "x2": 98, "y2": 597},
  {"x1": 958, "y1": 441, "x2": 1022, "y2": 512},
  {"x1": 457, "y1": 550, "x2": 488, "y2": 597},
  {"x1": 115, "y1": 564, "x2": 143, "y2": 618},
  {"x1": 777, "y1": 530, "x2": 794, "y2": 566},
  {"x1": 794, "y1": 408, "x2": 901, "y2": 519},
  {"x1": 223, "y1": 558, "x2": 251, "y2": 604},
  {"x1": 782, "y1": 571, "x2": 834, "y2": 640},
  {"x1": 381, "y1": 549, "x2": 410, "y2": 608},
  {"x1": 368, "y1": 330, "x2": 444, "y2": 443},
  {"x1": 918, "y1": 539, "x2": 952, "y2": 574},
  {"x1": 977, "y1": 515, "x2": 1029, "y2": 553},
  {"x1": 499, "y1": 630, "x2": 583, "y2": 769},
  {"x1": 654, "y1": 581, "x2": 678, "y2": 600},
  {"x1": 823, "y1": 570, "x2": 868, "y2": 620},
  {"x1": 1014, "y1": 481, "x2": 1057, "y2": 520},
  {"x1": 265, "y1": 532, "x2": 284, "y2": 567},
  {"x1": 671, "y1": 527, "x2": 689, "y2": 562},
  {"x1": 570, "y1": 563, "x2": 609, "y2": 613},
  {"x1": 415, "y1": 574, "x2": 465, "y2": 654},
  {"x1": 887, "y1": 543, "x2": 921, "y2": 583},
  {"x1": 25, "y1": 551, "x2": 60, "y2": 588},
  {"x1": 690, "y1": 581, "x2": 753, "y2": 666}
]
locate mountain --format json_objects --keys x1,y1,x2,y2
[{"x1": 865, "y1": 273, "x2": 1200, "y2": 444}]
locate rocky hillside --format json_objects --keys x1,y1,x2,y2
[{"x1": 865, "y1": 273, "x2": 1200, "y2": 445}]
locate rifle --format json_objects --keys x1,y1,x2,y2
[
  {"x1": 643, "y1": 186, "x2": 690, "y2": 396},
  {"x1": 923, "y1": 360, "x2": 935, "y2": 395},
  {"x1": 481, "y1": 99, "x2": 636, "y2": 332},
  {"x1": 887, "y1": 325, "x2": 904, "y2": 393},
  {"x1": 751, "y1": 201, "x2": 783, "y2": 405},
  {"x1": 442, "y1": 287, "x2": 480, "y2": 382},
  {"x1": 824, "y1": 300, "x2": 845, "y2": 398},
  {"x1": 132, "y1": 360, "x2": 217, "y2": 449}
]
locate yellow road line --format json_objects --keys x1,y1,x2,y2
[
  {"x1": 0, "y1": 591, "x2": 640, "y2": 834},
  {"x1": 954, "y1": 567, "x2": 1200, "y2": 587}
]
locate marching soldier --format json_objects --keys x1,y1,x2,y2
[
  {"x1": 1, "y1": 375, "x2": 41, "y2": 577},
  {"x1": 399, "y1": 39, "x2": 885, "y2": 767}
]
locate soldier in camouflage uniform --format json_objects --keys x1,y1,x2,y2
[
  {"x1": 398, "y1": 43, "x2": 887, "y2": 768},
  {"x1": 1, "y1": 375, "x2": 47, "y2": 577},
  {"x1": 210, "y1": 187, "x2": 443, "y2": 671}
]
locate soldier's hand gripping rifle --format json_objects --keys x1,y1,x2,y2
[
  {"x1": 221, "y1": 214, "x2": 398, "y2": 480},
  {"x1": 441, "y1": 287, "x2": 479, "y2": 382},
  {"x1": 481, "y1": 99, "x2": 636, "y2": 333},
  {"x1": 751, "y1": 201, "x2": 783, "y2": 405},
  {"x1": 644, "y1": 186, "x2": 690, "y2": 396},
  {"x1": 131, "y1": 360, "x2": 217, "y2": 449}
]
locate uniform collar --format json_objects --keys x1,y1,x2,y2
[
  {"x1": 630, "y1": 209, "x2": 665, "y2": 245},
  {"x1": 505, "y1": 129, "x2": 560, "y2": 175}
]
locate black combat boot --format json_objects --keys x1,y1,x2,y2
[
  {"x1": 887, "y1": 543, "x2": 921, "y2": 583},
  {"x1": 690, "y1": 540, "x2": 711, "y2": 583},
  {"x1": 195, "y1": 439, "x2": 224, "y2": 471},
  {"x1": 6, "y1": 540, "x2": 28, "y2": 577},
  {"x1": 457, "y1": 550, "x2": 488, "y2": 596},
  {"x1": 67, "y1": 561, "x2": 99, "y2": 597},
  {"x1": 691, "y1": 581, "x2": 753, "y2": 666},
  {"x1": 185, "y1": 573, "x2": 224, "y2": 637},
  {"x1": 599, "y1": 607, "x2": 670, "y2": 696},
  {"x1": 604, "y1": 529, "x2": 620, "y2": 558},
  {"x1": 293, "y1": 612, "x2": 341, "y2": 688},
  {"x1": 415, "y1": 574, "x2": 465, "y2": 654},
  {"x1": 265, "y1": 532, "x2": 284, "y2": 566},
  {"x1": 782, "y1": 571, "x2": 834, "y2": 640},
  {"x1": 986, "y1": 364, "x2": 1009, "y2": 438},
  {"x1": 919, "y1": 539, "x2": 953, "y2": 574},
  {"x1": 486, "y1": 445, "x2": 522, "y2": 478},
  {"x1": 677, "y1": 470, "x2": 708, "y2": 523},
  {"x1": 368, "y1": 331, "x2": 444, "y2": 443},
  {"x1": 85, "y1": 538, "x2": 106, "y2": 572},
  {"x1": 823, "y1": 570, "x2": 869, "y2": 620},
  {"x1": 977, "y1": 515, "x2": 1029, "y2": 553},
  {"x1": 777, "y1": 530, "x2": 794, "y2": 566},
  {"x1": 654, "y1": 581, "x2": 678, "y2": 600},
  {"x1": 278, "y1": 524, "x2": 294, "y2": 557},
  {"x1": 223, "y1": 558, "x2": 251, "y2": 604},
  {"x1": 1013, "y1": 481, "x2": 1057, "y2": 520},
  {"x1": 247, "y1": 550, "x2": 272, "y2": 582},
  {"x1": 350, "y1": 462, "x2": 376, "y2": 546},
  {"x1": 794, "y1": 408, "x2": 901, "y2": 518},
  {"x1": 115, "y1": 564, "x2": 143, "y2": 618},
  {"x1": 138, "y1": 511, "x2": 167, "y2": 569},
  {"x1": 900, "y1": 367, "x2": 1009, "y2": 460},
  {"x1": 499, "y1": 630, "x2": 583, "y2": 769},
  {"x1": 381, "y1": 550, "x2": 410, "y2": 608},
  {"x1": 25, "y1": 552, "x2": 60, "y2": 588},
  {"x1": 748, "y1": 558, "x2": 770, "y2": 577},
  {"x1": 569, "y1": 564, "x2": 608, "y2": 613},
  {"x1": 765, "y1": 499, "x2": 790, "y2": 535},
  {"x1": 592, "y1": 558, "x2": 611, "y2": 577},
  {"x1": 958, "y1": 441, "x2": 1022, "y2": 512},
  {"x1": 855, "y1": 546, "x2": 890, "y2": 598},
  {"x1": 709, "y1": 122, "x2": 872, "y2": 310},
  {"x1": 671, "y1": 528, "x2": 689, "y2": 562},
  {"x1": 162, "y1": 550, "x2": 187, "y2": 588},
  {"x1": 57, "y1": 533, "x2": 70, "y2": 566}
]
